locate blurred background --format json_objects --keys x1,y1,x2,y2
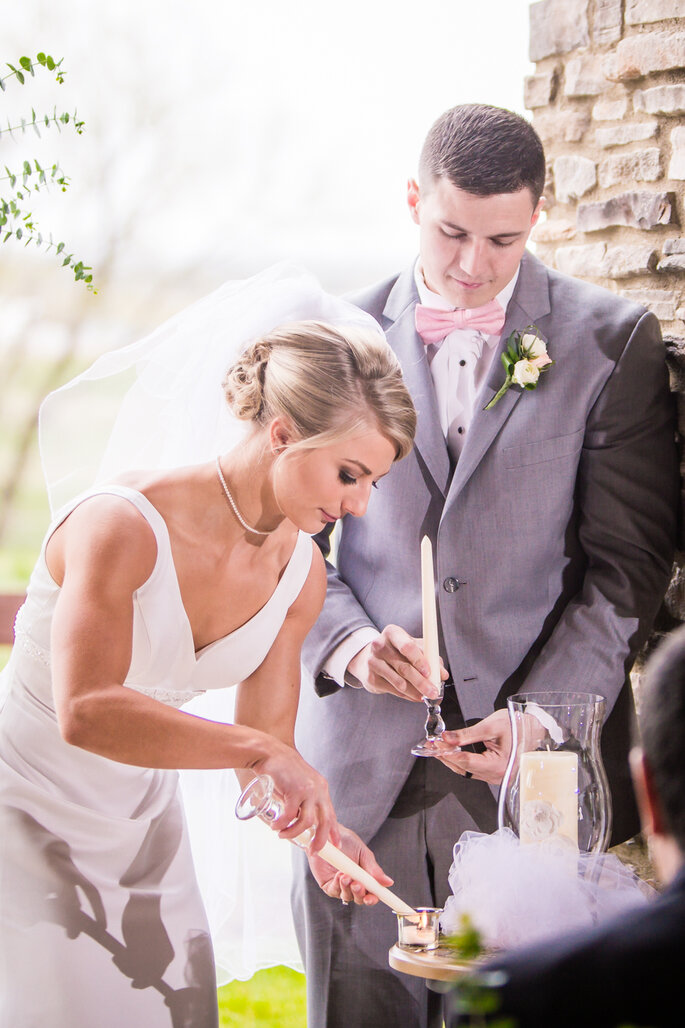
[{"x1": 1, "y1": 0, "x2": 533, "y2": 571}]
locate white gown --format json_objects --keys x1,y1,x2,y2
[{"x1": 0, "y1": 486, "x2": 313, "y2": 1028}]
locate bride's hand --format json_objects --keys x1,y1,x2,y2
[
  {"x1": 348, "y1": 625, "x2": 448, "y2": 702},
  {"x1": 252, "y1": 742, "x2": 339, "y2": 853},
  {"x1": 307, "y1": 825, "x2": 394, "y2": 906}
]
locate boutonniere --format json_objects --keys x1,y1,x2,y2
[{"x1": 484, "y1": 326, "x2": 554, "y2": 411}]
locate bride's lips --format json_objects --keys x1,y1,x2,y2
[{"x1": 320, "y1": 510, "x2": 338, "y2": 524}]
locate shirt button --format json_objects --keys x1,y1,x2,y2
[
  {"x1": 457, "y1": 426, "x2": 464, "y2": 434},
  {"x1": 459, "y1": 359, "x2": 466, "y2": 366},
  {"x1": 443, "y1": 577, "x2": 460, "y2": 593}
]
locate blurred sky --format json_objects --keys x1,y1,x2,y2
[{"x1": 5, "y1": 0, "x2": 534, "y2": 297}]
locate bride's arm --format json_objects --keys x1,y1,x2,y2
[
  {"x1": 47, "y1": 498, "x2": 336, "y2": 849},
  {"x1": 233, "y1": 543, "x2": 327, "y2": 749}
]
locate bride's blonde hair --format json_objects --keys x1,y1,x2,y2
[{"x1": 223, "y1": 320, "x2": 416, "y2": 459}]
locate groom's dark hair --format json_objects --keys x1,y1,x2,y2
[{"x1": 419, "y1": 104, "x2": 546, "y2": 204}]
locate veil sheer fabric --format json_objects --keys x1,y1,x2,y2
[{"x1": 32, "y1": 263, "x2": 385, "y2": 983}]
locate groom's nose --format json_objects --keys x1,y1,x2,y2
[{"x1": 458, "y1": 238, "x2": 486, "y2": 278}]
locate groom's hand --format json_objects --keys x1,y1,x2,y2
[
  {"x1": 307, "y1": 825, "x2": 394, "y2": 906},
  {"x1": 435, "y1": 709, "x2": 512, "y2": 785},
  {"x1": 347, "y1": 625, "x2": 446, "y2": 702}
]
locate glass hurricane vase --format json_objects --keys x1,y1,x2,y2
[{"x1": 498, "y1": 691, "x2": 612, "y2": 854}]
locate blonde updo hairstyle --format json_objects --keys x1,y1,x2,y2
[{"x1": 223, "y1": 320, "x2": 416, "y2": 459}]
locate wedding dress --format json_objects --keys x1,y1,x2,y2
[
  {"x1": 0, "y1": 264, "x2": 385, "y2": 1026},
  {"x1": 0, "y1": 485, "x2": 313, "y2": 1027}
]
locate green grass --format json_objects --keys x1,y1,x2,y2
[{"x1": 218, "y1": 966, "x2": 306, "y2": 1027}]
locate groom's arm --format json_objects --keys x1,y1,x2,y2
[
  {"x1": 301, "y1": 524, "x2": 440, "y2": 701},
  {"x1": 518, "y1": 308, "x2": 677, "y2": 704}
]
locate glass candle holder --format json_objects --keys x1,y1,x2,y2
[
  {"x1": 498, "y1": 691, "x2": 612, "y2": 853},
  {"x1": 396, "y1": 908, "x2": 442, "y2": 951}
]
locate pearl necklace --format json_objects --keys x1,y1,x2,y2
[{"x1": 215, "y1": 456, "x2": 277, "y2": 536}]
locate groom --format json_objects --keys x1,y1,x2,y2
[{"x1": 292, "y1": 104, "x2": 678, "y2": 1028}]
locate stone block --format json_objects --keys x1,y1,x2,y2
[
  {"x1": 634, "y1": 85, "x2": 685, "y2": 117},
  {"x1": 602, "y1": 244, "x2": 658, "y2": 278},
  {"x1": 664, "y1": 238, "x2": 685, "y2": 255},
  {"x1": 593, "y1": 0, "x2": 623, "y2": 46},
  {"x1": 664, "y1": 339, "x2": 685, "y2": 393},
  {"x1": 626, "y1": 0, "x2": 684, "y2": 25},
  {"x1": 529, "y1": 0, "x2": 590, "y2": 61},
  {"x1": 564, "y1": 55, "x2": 607, "y2": 97},
  {"x1": 555, "y1": 243, "x2": 607, "y2": 277},
  {"x1": 555, "y1": 242, "x2": 656, "y2": 278},
  {"x1": 553, "y1": 155, "x2": 597, "y2": 202},
  {"x1": 658, "y1": 255, "x2": 685, "y2": 272},
  {"x1": 576, "y1": 191, "x2": 678, "y2": 231},
  {"x1": 524, "y1": 71, "x2": 558, "y2": 109},
  {"x1": 531, "y1": 217, "x2": 577, "y2": 243},
  {"x1": 669, "y1": 126, "x2": 685, "y2": 180},
  {"x1": 598, "y1": 148, "x2": 662, "y2": 189},
  {"x1": 622, "y1": 288, "x2": 678, "y2": 320},
  {"x1": 595, "y1": 121, "x2": 659, "y2": 147},
  {"x1": 603, "y1": 31, "x2": 685, "y2": 81},
  {"x1": 592, "y1": 98, "x2": 629, "y2": 121},
  {"x1": 534, "y1": 110, "x2": 591, "y2": 143}
]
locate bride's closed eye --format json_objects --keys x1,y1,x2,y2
[{"x1": 339, "y1": 470, "x2": 357, "y2": 486}]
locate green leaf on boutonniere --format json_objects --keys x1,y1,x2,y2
[{"x1": 484, "y1": 325, "x2": 553, "y2": 411}]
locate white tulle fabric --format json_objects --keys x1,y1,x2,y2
[
  {"x1": 11, "y1": 263, "x2": 385, "y2": 985},
  {"x1": 441, "y1": 828, "x2": 655, "y2": 952},
  {"x1": 38, "y1": 262, "x2": 385, "y2": 516}
]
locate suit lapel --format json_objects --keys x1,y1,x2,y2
[
  {"x1": 448, "y1": 252, "x2": 552, "y2": 502},
  {"x1": 382, "y1": 269, "x2": 451, "y2": 496}
]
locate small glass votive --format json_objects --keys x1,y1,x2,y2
[{"x1": 396, "y1": 908, "x2": 442, "y2": 951}]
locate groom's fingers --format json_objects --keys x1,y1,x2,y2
[{"x1": 365, "y1": 627, "x2": 442, "y2": 700}]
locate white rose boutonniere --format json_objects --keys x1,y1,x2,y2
[{"x1": 484, "y1": 326, "x2": 554, "y2": 410}]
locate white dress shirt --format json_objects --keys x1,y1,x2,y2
[
  {"x1": 415, "y1": 262, "x2": 519, "y2": 461},
  {"x1": 322, "y1": 263, "x2": 520, "y2": 688}
]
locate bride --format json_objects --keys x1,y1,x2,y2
[{"x1": 0, "y1": 266, "x2": 416, "y2": 1028}]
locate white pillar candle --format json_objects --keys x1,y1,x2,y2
[
  {"x1": 420, "y1": 535, "x2": 440, "y2": 690},
  {"x1": 519, "y1": 750, "x2": 579, "y2": 847}
]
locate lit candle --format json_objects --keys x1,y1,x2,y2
[
  {"x1": 397, "y1": 909, "x2": 441, "y2": 950},
  {"x1": 519, "y1": 750, "x2": 579, "y2": 847},
  {"x1": 421, "y1": 536, "x2": 440, "y2": 691}
]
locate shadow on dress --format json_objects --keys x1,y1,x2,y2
[{"x1": 3, "y1": 805, "x2": 218, "y2": 1028}]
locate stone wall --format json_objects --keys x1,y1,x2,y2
[{"x1": 525, "y1": 0, "x2": 685, "y2": 635}]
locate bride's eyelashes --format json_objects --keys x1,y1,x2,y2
[{"x1": 338, "y1": 469, "x2": 379, "y2": 490}]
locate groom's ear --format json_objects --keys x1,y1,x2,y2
[{"x1": 407, "y1": 178, "x2": 421, "y2": 224}]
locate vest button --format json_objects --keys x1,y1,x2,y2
[{"x1": 443, "y1": 577, "x2": 460, "y2": 593}]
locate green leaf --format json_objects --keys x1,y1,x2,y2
[
  {"x1": 37, "y1": 52, "x2": 47, "y2": 66},
  {"x1": 46, "y1": 56, "x2": 56, "y2": 70},
  {"x1": 16, "y1": 70, "x2": 24, "y2": 85},
  {"x1": 23, "y1": 160, "x2": 31, "y2": 176},
  {"x1": 15, "y1": 227, "x2": 22, "y2": 240},
  {"x1": 56, "y1": 241, "x2": 65, "y2": 254},
  {"x1": 19, "y1": 56, "x2": 32, "y2": 71}
]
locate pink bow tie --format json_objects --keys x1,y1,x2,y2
[{"x1": 415, "y1": 299, "x2": 505, "y2": 345}]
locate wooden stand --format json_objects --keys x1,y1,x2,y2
[{"x1": 388, "y1": 943, "x2": 479, "y2": 983}]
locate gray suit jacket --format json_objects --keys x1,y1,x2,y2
[{"x1": 296, "y1": 251, "x2": 678, "y2": 846}]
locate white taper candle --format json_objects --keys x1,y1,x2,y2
[{"x1": 421, "y1": 535, "x2": 441, "y2": 690}]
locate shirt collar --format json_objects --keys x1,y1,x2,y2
[{"x1": 413, "y1": 259, "x2": 520, "y2": 318}]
